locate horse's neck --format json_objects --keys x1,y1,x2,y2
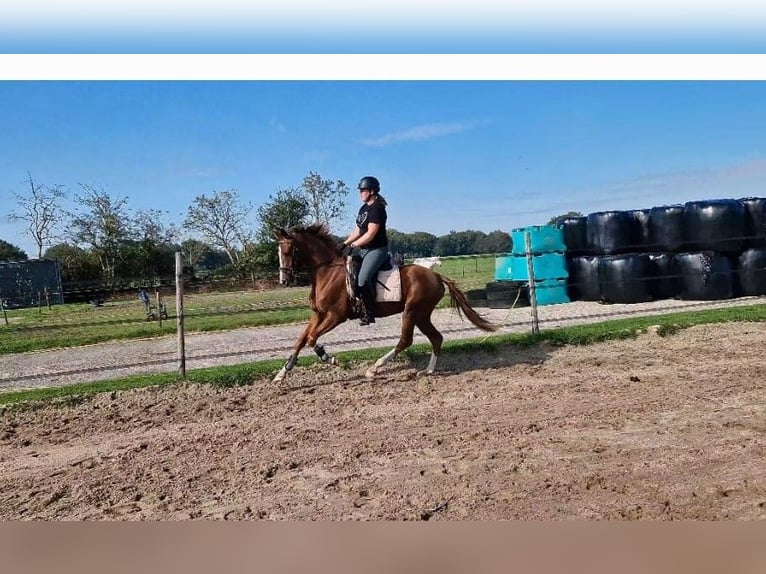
[{"x1": 300, "y1": 246, "x2": 335, "y2": 271}]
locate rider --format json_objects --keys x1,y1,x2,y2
[{"x1": 339, "y1": 175, "x2": 389, "y2": 325}]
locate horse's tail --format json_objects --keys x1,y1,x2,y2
[{"x1": 436, "y1": 273, "x2": 500, "y2": 332}]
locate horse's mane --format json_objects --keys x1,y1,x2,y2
[{"x1": 290, "y1": 223, "x2": 337, "y2": 254}]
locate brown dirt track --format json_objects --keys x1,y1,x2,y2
[{"x1": 0, "y1": 321, "x2": 764, "y2": 520}]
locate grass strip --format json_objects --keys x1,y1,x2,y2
[{"x1": 2, "y1": 302, "x2": 764, "y2": 408}]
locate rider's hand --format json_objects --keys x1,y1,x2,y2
[{"x1": 340, "y1": 243, "x2": 353, "y2": 257}]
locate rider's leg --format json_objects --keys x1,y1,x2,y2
[{"x1": 357, "y1": 247, "x2": 388, "y2": 326}]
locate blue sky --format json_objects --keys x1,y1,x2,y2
[
  {"x1": 3, "y1": 76, "x2": 766, "y2": 258},
  {"x1": 2, "y1": 1, "x2": 766, "y2": 53}
]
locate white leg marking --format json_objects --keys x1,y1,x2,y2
[
  {"x1": 365, "y1": 348, "x2": 397, "y2": 378},
  {"x1": 426, "y1": 352, "x2": 438, "y2": 374},
  {"x1": 272, "y1": 366, "x2": 288, "y2": 383}
]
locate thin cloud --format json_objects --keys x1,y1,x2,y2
[
  {"x1": 360, "y1": 120, "x2": 484, "y2": 147},
  {"x1": 270, "y1": 118, "x2": 286, "y2": 133},
  {"x1": 457, "y1": 156, "x2": 766, "y2": 225}
]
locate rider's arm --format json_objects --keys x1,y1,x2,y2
[
  {"x1": 350, "y1": 222, "x2": 380, "y2": 248},
  {"x1": 343, "y1": 228, "x2": 362, "y2": 246}
]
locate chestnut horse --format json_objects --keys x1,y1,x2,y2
[{"x1": 272, "y1": 224, "x2": 498, "y2": 382}]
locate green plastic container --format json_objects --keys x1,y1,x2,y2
[
  {"x1": 494, "y1": 256, "x2": 513, "y2": 280},
  {"x1": 511, "y1": 252, "x2": 568, "y2": 281},
  {"x1": 531, "y1": 278, "x2": 570, "y2": 306},
  {"x1": 511, "y1": 225, "x2": 566, "y2": 255}
]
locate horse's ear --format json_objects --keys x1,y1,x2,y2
[{"x1": 273, "y1": 228, "x2": 288, "y2": 241}]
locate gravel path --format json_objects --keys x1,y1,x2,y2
[{"x1": 1, "y1": 295, "x2": 763, "y2": 392}]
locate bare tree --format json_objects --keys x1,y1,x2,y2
[
  {"x1": 68, "y1": 183, "x2": 133, "y2": 282},
  {"x1": 134, "y1": 209, "x2": 179, "y2": 245},
  {"x1": 300, "y1": 171, "x2": 348, "y2": 232},
  {"x1": 183, "y1": 189, "x2": 252, "y2": 266},
  {"x1": 180, "y1": 238, "x2": 211, "y2": 274},
  {"x1": 7, "y1": 172, "x2": 67, "y2": 259}
]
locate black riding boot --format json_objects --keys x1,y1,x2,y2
[{"x1": 358, "y1": 283, "x2": 376, "y2": 326}]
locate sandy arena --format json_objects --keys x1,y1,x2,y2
[{"x1": 0, "y1": 321, "x2": 764, "y2": 520}]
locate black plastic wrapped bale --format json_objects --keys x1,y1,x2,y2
[
  {"x1": 566, "y1": 255, "x2": 601, "y2": 301},
  {"x1": 673, "y1": 251, "x2": 734, "y2": 300},
  {"x1": 739, "y1": 197, "x2": 766, "y2": 248},
  {"x1": 646, "y1": 252, "x2": 677, "y2": 301},
  {"x1": 555, "y1": 216, "x2": 588, "y2": 256},
  {"x1": 648, "y1": 204, "x2": 685, "y2": 252},
  {"x1": 737, "y1": 247, "x2": 766, "y2": 296},
  {"x1": 586, "y1": 210, "x2": 641, "y2": 255},
  {"x1": 598, "y1": 253, "x2": 653, "y2": 304},
  {"x1": 683, "y1": 199, "x2": 745, "y2": 254},
  {"x1": 630, "y1": 209, "x2": 651, "y2": 250}
]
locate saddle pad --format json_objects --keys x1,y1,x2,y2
[{"x1": 375, "y1": 267, "x2": 401, "y2": 302}]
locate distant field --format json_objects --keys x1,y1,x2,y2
[
  {"x1": 428, "y1": 254, "x2": 498, "y2": 291},
  {"x1": 0, "y1": 254, "x2": 499, "y2": 354}
]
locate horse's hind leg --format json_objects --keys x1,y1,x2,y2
[
  {"x1": 414, "y1": 314, "x2": 443, "y2": 375},
  {"x1": 365, "y1": 309, "x2": 417, "y2": 378}
]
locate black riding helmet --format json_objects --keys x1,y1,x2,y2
[{"x1": 357, "y1": 176, "x2": 380, "y2": 195}]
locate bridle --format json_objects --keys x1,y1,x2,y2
[
  {"x1": 278, "y1": 236, "x2": 346, "y2": 285},
  {"x1": 278, "y1": 240, "x2": 298, "y2": 284}
]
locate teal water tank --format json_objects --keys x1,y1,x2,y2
[
  {"x1": 511, "y1": 252, "x2": 568, "y2": 281},
  {"x1": 511, "y1": 225, "x2": 566, "y2": 255},
  {"x1": 531, "y1": 278, "x2": 570, "y2": 306},
  {"x1": 494, "y1": 256, "x2": 513, "y2": 280}
]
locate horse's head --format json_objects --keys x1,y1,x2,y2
[
  {"x1": 274, "y1": 228, "x2": 298, "y2": 286},
  {"x1": 274, "y1": 224, "x2": 338, "y2": 286}
]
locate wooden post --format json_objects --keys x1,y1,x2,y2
[
  {"x1": 155, "y1": 290, "x2": 162, "y2": 326},
  {"x1": 44, "y1": 287, "x2": 51, "y2": 310},
  {"x1": 525, "y1": 232, "x2": 540, "y2": 335},
  {"x1": 176, "y1": 252, "x2": 186, "y2": 377}
]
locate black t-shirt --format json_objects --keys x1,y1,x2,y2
[{"x1": 356, "y1": 199, "x2": 388, "y2": 249}]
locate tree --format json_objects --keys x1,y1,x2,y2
[
  {"x1": 300, "y1": 171, "x2": 349, "y2": 232},
  {"x1": 0, "y1": 239, "x2": 28, "y2": 261},
  {"x1": 256, "y1": 187, "x2": 310, "y2": 243},
  {"x1": 183, "y1": 189, "x2": 252, "y2": 266},
  {"x1": 478, "y1": 230, "x2": 512, "y2": 253},
  {"x1": 122, "y1": 209, "x2": 180, "y2": 279},
  {"x1": 408, "y1": 231, "x2": 438, "y2": 257},
  {"x1": 68, "y1": 183, "x2": 133, "y2": 282},
  {"x1": 7, "y1": 172, "x2": 67, "y2": 259},
  {"x1": 548, "y1": 211, "x2": 584, "y2": 225},
  {"x1": 435, "y1": 230, "x2": 484, "y2": 256},
  {"x1": 44, "y1": 243, "x2": 100, "y2": 283},
  {"x1": 180, "y1": 238, "x2": 212, "y2": 276}
]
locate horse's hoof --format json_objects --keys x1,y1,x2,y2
[
  {"x1": 365, "y1": 368, "x2": 377, "y2": 378},
  {"x1": 415, "y1": 369, "x2": 435, "y2": 378},
  {"x1": 329, "y1": 357, "x2": 338, "y2": 366}
]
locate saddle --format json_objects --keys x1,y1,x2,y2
[{"x1": 345, "y1": 254, "x2": 402, "y2": 306}]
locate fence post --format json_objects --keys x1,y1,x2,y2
[
  {"x1": 524, "y1": 232, "x2": 540, "y2": 335},
  {"x1": 155, "y1": 290, "x2": 163, "y2": 327},
  {"x1": 176, "y1": 252, "x2": 186, "y2": 377}
]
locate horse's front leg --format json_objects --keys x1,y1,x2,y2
[
  {"x1": 307, "y1": 311, "x2": 346, "y2": 367},
  {"x1": 272, "y1": 313, "x2": 321, "y2": 383}
]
